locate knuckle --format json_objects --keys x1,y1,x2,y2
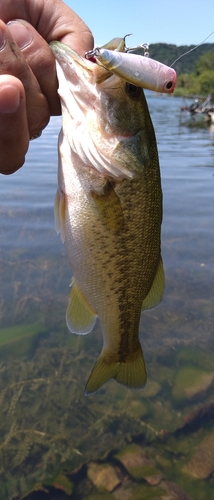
[
  {"x1": 28, "y1": 110, "x2": 50, "y2": 138},
  {"x1": 0, "y1": 154, "x2": 26, "y2": 174},
  {"x1": 24, "y1": 44, "x2": 57, "y2": 93},
  {"x1": 0, "y1": 135, "x2": 29, "y2": 174}
]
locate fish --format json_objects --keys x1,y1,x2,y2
[{"x1": 50, "y1": 38, "x2": 165, "y2": 395}]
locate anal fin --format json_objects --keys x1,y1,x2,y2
[
  {"x1": 142, "y1": 256, "x2": 165, "y2": 311},
  {"x1": 66, "y1": 278, "x2": 97, "y2": 334}
]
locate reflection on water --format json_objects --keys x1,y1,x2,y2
[{"x1": 0, "y1": 97, "x2": 214, "y2": 499}]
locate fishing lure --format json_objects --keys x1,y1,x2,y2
[{"x1": 89, "y1": 47, "x2": 177, "y2": 93}]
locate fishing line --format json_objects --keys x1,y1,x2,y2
[{"x1": 170, "y1": 29, "x2": 214, "y2": 67}]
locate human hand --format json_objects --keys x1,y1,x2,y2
[{"x1": 0, "y1": 0, "x2": 93, "y2": 174}]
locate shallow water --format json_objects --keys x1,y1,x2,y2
[{"x1": 0, "y1": 95, "x2": 214, "y2": 499}]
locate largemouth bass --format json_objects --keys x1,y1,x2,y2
[{"x1": 50, "y1": 38, "x2": 165, "y2": 395}]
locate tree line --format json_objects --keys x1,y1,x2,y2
[{"x1": 144, "y1": 43, "x2": 214, "y2": 97}]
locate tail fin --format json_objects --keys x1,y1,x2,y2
[{"x1": 85, "y1": 344, "x2": 147, "y2": 395}]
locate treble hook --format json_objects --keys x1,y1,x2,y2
[{"x1": 125, "y1": 42, "x2": 150, "y2": 57}]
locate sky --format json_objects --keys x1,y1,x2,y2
[{"x1": 65, "y1": 0, "x2": 214, "y2": 48}]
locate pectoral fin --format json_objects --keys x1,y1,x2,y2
[
  {"x1": 142, "y1": 257, "x2": 165, "y2": 311},
  {"x1": 54, "y1": 189, "x2": 66, "y2": 243},
  {"x1": 66, "y1": 278, "x2": 97, "y2": 334},
  {"x1": 91, "y1": 181, "x2": 124, "y2": 233}
]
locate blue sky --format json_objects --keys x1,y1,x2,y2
[{"x1": 65, "y1": 0, "x2": 214, "y2": 48}]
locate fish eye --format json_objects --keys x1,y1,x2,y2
[{"x1": 125, "y1": 83, "x2": 142, "y2": 99}]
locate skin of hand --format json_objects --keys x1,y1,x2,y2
[{"x1": 0, "y1": 0, "x2": 93, "y2": 174}]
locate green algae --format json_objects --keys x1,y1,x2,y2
[
  {"x1": 177, "y1": 347, "x2": 214, "y2": 372},
  {"x1": 44, "y1": 473, "x2": 74, "y2": 495},
  {"x1": 115, "y1": 443, "x2": 142, "y2": 458},
  {"x1": 113, "y1": 483, "x2": 167, "y2": 500},
  {"x1": 141, "y1": 379, "x2": 161, "y2": 398},
  {"x1": 0, "y1": 335, "x2": 206, "y2": 499},
  {"x1": 0, "y1": 334, "x2": 161, "y2": 499},
  {"x1": 128, "y1": 398, "x2": 151, "y2": 418},
  {"x1": 184, "y1": 431, "x2": 214, "y2": 479},
  {"x1": 87, "y1": 462, "x2": 120, "y2": 492},
  {"x1": 20, "y1": 482, "x2": 48, "y2": 499},
  {"x1": 2, "y1": 333, "x2": 213, "y2": 500},
  {"x1": 131, "y1": 483, "x2": 167, "y2": 499},
  {"x1": 114, "y1": 443, "x2": 159, "y2": 480},
  {"x1": 0, "y1": 322, "x2": 46, "y2": 346},
  {"x1": 0, "y1": 322, "x2": 47, "y2": 359},
  {"x1": 162, "y1": 464, "x2": 214, "y2": 500},
  {"x1": 148, "y1": 430, "x2": 214, "y2": 500},
  {"x1": 87, "y1": 493, "x2": 113, "y2": 500},
  {"x1": 172, "y1": 366, "x2": 214, "y2": 402}
]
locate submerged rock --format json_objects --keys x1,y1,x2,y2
[
  {"x1": 142, "y1": 379, "x2": 161, "y2": 398},
  {"x1": 172, "y1": 366, "x2": 214, "y2": 402},
  {"x1": 43, "y1": 473, "x2": 74, "y2": 495},
  {"x1": 114, "y1": 443, "x2": 159, "y2": 480},
  {"x1": 113, "y1": 479, "x2": 194, "y2": 500},
  {"x1": 159, "y1": 480, "x2": 194, "y2": 500},
  {"x1": 128, "y1": 398, "x2": 150, "y2": 418},
  {"x1": 87, "y1": 462, "x2": 121, "y2": 492},
  {"x1": 177, "y1": 347, "x2": 214, "y2": 372},
  {"x1": 86, "y1": 493, "x2": 114, "y2": 500},
  {"x1": 184, "y1": 431, "x2": 214, "y2": 478},
  {"x1": 174, "y1": 401, "x2": 214, "y2": 436},
  {"x1": 113, "y1": 482, "x2": 167, "y2": 500}
]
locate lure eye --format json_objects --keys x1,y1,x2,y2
[
  {"x1": 166, "y1": 81, "x2": 173, "y2": 90},
  {"x1": 126, "y1": 83, "x2": 142, "y2": 99}
]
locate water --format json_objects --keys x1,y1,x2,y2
[{"x1": 0, "y1": 95, "x2": 214, "y2": 499}]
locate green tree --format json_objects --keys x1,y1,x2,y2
[
  {"x1": 197, "y1": 70, "x2": 214, "y2": 95},
  {"x1": 175, "y1": 51, "x2": 214, "y2": 96},
  {"x1": 177, "y1": 73, "x2": 200, "y2": 94},
  {"x1": 195, "y1": 51, "x2": 214, "y2": 75}
]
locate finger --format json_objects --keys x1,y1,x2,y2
[
  {"x1": 0, "y1": 0, "x2": 93, "y2": 55},
  {"x1": 26, "y1": 0, "x2": 94, "y2": 56},
  {"x1": 8, "y1": 20, "x2": 61, "y2": 115},
  {"x1": 0, "y1": 75, "x2": 29, "y2": 175},
  {"x1": 0, "y1": 20, "x2": 50, "y2": 137}
]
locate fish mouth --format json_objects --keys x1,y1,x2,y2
[
  {"x1": 50, "y1": 41, "x2": 94, "y2": 71},
  {"x1": 50, "y1": 41, "x2": 112, "y2": 85}
]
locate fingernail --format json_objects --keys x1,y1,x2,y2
[
  {"x1": 7, "y1": 20, "x2": 33, "y2": 50},
  {"x1": 0, "y1": 84, "x2": 21, "y2": 113},
  {"x1": 0, "y1": 26, "x2": 6, "y2": 51}
]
